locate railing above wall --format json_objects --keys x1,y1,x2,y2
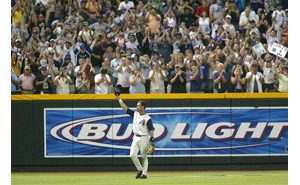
[{"x1": 11, "y1": 93, "x2": 288, "y2": 101}]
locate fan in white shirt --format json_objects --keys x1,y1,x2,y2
[
  {"x1": 148, "y1": 62, "x2": 166, "y2": 93},
  {"x1": 94, "y1": 68, "x2": 112, "y2": 94}
]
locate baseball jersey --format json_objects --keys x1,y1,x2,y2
[{"x1": 127, "y1": 109, "x2": 154, "y2": 136}]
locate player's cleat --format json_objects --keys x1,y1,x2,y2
[
  {"x1": 139, "y1": 174, "x2": 147, "y2": 179},
  {"x1": 135, "y1": 171, "x2": 143, "y2": 179}
]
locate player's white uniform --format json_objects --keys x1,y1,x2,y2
[{"x1": 127, "y1": 109, "x2": 154, "y2": 176}]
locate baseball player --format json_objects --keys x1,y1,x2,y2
[{"x1": 116, "y1": 94, "x2": 155, "y2": 179}]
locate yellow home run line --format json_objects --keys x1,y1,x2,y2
[{"x1": 11, "y1": 93, "x2": 288, "y2": 101}]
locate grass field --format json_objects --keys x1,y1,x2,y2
[{"x1": 12, "y1": 171, "x2": 287, "y2": 185}]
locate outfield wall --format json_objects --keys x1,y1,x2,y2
[{"x1": 11, "y1": 93, "x2": 288, "y2": 172}]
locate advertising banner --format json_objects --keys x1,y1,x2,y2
[{"x1": 44, "y1": 107, "x2": 288, "y2": 158}]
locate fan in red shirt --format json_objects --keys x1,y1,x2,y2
[{"x1": 195, "y1": 0, "x2": 209, "y2": 18}]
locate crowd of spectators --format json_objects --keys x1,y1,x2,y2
[{"x1": 11, "y1": 0, "x2": 288, "y2": 94}]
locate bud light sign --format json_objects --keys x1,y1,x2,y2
[{"x1": 44, "y1": 107, "x2": 288, "y2": 158}]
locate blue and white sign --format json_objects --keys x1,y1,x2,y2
[{"x1": 44, "y1": 107, "x2": 288, "y2": 158}]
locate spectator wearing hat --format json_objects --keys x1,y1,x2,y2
[
  {"x1": 248, "y1": 19, "x2": 260, "y2": 39},
  {"x1": 169, "y1": 64, "x2": 186, "y2": 93},
  {"x1": 245, "y1": 63, "x2": 263, "y2": 93},
  {"x1": 11, "y1": 37, "x2": 23, "y2": 55},
  {"x1": 18, "y1": 65, "x2": 36, "y2": 94},
  {"x1": 62, "y1": 53, "x2": 72, "y2": 68},
  {"x1": 74, "y1": 43, "x2": 92, "y2": 66},
  {"x1": 223, "y1": 15, "x2": 236, "y2": 39},
  {"x1": 224, "y1": 2, "x2": 239, "y2": 30},
  {"x1": 62, "y1": 40, "x2": 76, "y2": 66},
  {"x1": 48, "y1": 39, "x2": 62, "y2": 61},
  {"x1": 79, "y1": 21, "x2": 94, "y2": 45}
]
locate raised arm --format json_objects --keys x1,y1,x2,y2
[{"x1": 116, "y1": 95, "x2": 129, "y2": 112}]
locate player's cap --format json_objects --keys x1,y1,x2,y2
[
  {"x1": 24, "y1": 65, "x2": 31, "y2": 70},
  {"x1": 131, "y1": 54, "x2": 136, "y2": 58},
  {"x1": 80, "y1": 43, "x2": 86, "y2": 49},
  {"x1": 65, "y1": 54, "x2": 71, "y2": 59},
  {"x1": 175, "y1": 64, "x2": 180, "y2": 68},
  {"x1": 226, "y1": 15, "x2": 231, "y2": 19},
  {"x1": 15, "y1": 38, "x2": 22, "y2": 43},
  {"x1": 114, "y1": 84, "x2": 122, "y2": 96}
]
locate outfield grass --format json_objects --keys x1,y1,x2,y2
[{"x1": 12, "y1": 171, "x2": 287, "y2": 185}]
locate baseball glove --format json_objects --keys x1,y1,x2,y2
[{"x1": 147, "y1": 142, "x2": 155, "y2": 155}]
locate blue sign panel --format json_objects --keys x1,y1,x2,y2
[{"x1": 44, "y1": 107, "x2": 288, "y2": 157}]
